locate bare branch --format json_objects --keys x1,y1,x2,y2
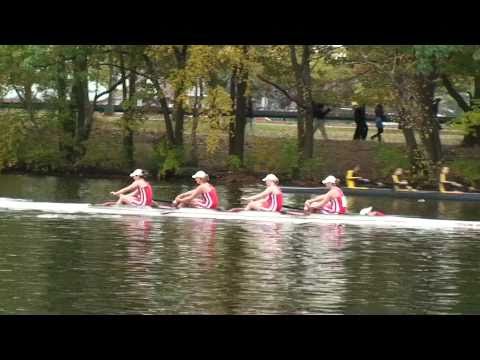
[
  {"x1": 257, "y1": 74, "x2": 303, "y2": 108},
  {"x1": 12, "y1": 86, "x2": 25, "y2": 102},
  {"x1": 94, "y1": 74, "x2": 128, "y2": 102}
]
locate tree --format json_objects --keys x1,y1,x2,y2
[
  {"x1": 344, "y1": 45, "x2": 447, "y2": 179},
  {"x1": 0, "y1": 45, "x2": 49, "y2": 123},
  {"x1": 257, "y1": 45, "x2": 340, "y2": 160},
  {"x1": 435, "y1": 45, "x2": 480, "y2": 146}
]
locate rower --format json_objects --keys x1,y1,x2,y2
[
  {"x1": 392, "y1": 168, "x2": 416, "y2": 191},
  {"x1": 439, "y1": 167, "x2": 464, "y2": 194},
  {"x1": 173, "y1": 170, "x2": 219, "y2": 209},
  {"x1": 345, "y1": 165, "x2": 369, "y2": 189},
  {"x1": 242, "y1": 174, "x2": 283, "y2": 212},
  {"x1": 104, "y1": 169, "x2": 154, "y2": 207},
  {"x1": 304, "y1": 175, "x2": 348, "y2": 215}
]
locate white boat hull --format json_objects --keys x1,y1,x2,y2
[{"x1": 0, "y1": 197, "x2": 479, "y2": 230}]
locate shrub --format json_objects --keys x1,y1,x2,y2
[
  {"x1": 453, "y1": 109, "x2": 480, "y2": 146},
  {"x1": 373, "y1": 143, "x2": 410, "y2": 178},
  {"x1": 0, "y1": 110, "x2": 65, "y2": 173},
  {"x1": 278, "y1": 140, "x2": 300, "y2": 178},
  {"x1": 450, "y1": 159, "x2": 480, "y2": 186},
  {"x1": 226, "y1": 155, "x2": 242, "y2": 172},
  {"x1": 152, "y1": 140, "x2": 184, "y2": 178}
]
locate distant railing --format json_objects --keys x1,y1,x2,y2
[{"x1": 0, "y1": 101, "x2": 455, "y2": 124}]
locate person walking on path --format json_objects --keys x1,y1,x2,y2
[
  {"x1": 353, "y1": 102, "x2": 368, "y2": 140},
  {"x1": 371, "y1": 104, "x2": 385, "y2": 142},
  {"x1": 313, "y1": 102, "x2": 331, "y2": 140}
]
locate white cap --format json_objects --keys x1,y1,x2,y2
[
  {"x1": 192, "y1": 170, "x2": 208, "y2": 179},
  {"x1": 130, "y1": 169, "x2": 145, "y2": 177},
  {"x1": 322, "y1": 175, "x2": 337, "y2": 184},
  {"x1": 262, "y1": 174, "x2": 279, "y2": 183},
  {"x1": 360, "y1": 207, "x2": 373, "y2": 216}
]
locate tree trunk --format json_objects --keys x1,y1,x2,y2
[
  {"x1": 228, "y1": 48, "x2": 250, "y2": 164},
  {"x1": 142, "y1": 54, "x2": 176, "y2": 147},
  {"x1": 105, "y1": 52, "x2": 115, "y2": 116},
  {"x1": 173, "y1": 98, "x2": 185, "y2": 146},
  {"x1": 55, "y1": 56, "x2": 75, "y2": 162},
  {"x1": 392, "y1": 71, "x2": 439, "y2": 180},
  {"x1": 397, "y1": 108, "x2": 419, "y2": 164},
  {"x1": 441, "y1": 74, "x2": 471, "y2": 112},
  {"x1": 415, "y1": 74, "x2": 442, "y2": 164},
  {"x1": 474, "y1": 75, "x2": 480, "y2": 99},
  {"x1": 122, "y1": 66, "x2": 136, "y2": 169},
  {"x1": 231, "y1": 72, "x2": 248, "y2": 163},
  {"x1": 302, "y1": 46, "x2": 314, "y2": 159},
  {"x1": 190, "y1": 82, "x2": 203, "y2": 166},
  {"x1": 23, "y1": 83, "x2": 35, "y2": 123},
  {"x1": 71, "y1": 50, "x2": 90, "y2": 161},
  {"x1": 119, "y1": 54, "x2": 127, "y2": 103},
  {"x1": 462, "y1": 74, "x2": 480, "y2": 146},
  {"x1": 228, "y1": 68, "x2": 237, "y2": 156},
  {"x1": 297, "y1": 112, "x2": 305, "y2": 159},
  {"x1": 172, "y1": 45, "x2": 189, "y2": 147},
  {"x1": 290, "y1": 45, "x2": 314, "y2": 159}
]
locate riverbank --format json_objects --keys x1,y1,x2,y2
[{"x1": 1, "y1": 114, "x2": 479, "y2": 188}]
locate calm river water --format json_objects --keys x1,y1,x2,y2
[{"x1": 0, "y1": 173, "x2": 479, "y2": 314}]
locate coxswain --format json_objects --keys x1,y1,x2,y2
[
  {"x1": 173, "y1": 170, "x2": 219, "y2": 209},
  {"x1": 345, "y1": 165, "x2": 369, "y2": 189},
  {"x1": 439, "y1": 167, "x2": 464, "y2": 194},
  {"x1": 104, "y1": 169, "x2": 154, "y2": 207},
  {"x1": 392, "y1": 168, "x2": 416, "y2": 191},
  {"x1": 242, "y1": 174, "x2": 283, "y2": 212},
  {"x1": 304, "y1": 175, "x2": 348, "y2": 215}
]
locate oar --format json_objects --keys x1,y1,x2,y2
[
  {"x1": 152, "y1": 199, "x2": 176, "y2": 209},
  {"x1": 154, "y1": 198, "x2": 174, "y2": 204},
  {"x1": 282, "y1": 204, "x2": 304, "y2": 211}
]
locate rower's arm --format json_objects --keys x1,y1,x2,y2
[
  {"x1": 311, "y1": 191, "x2": 334, "y2": 208},
  {"x1": 346, "y1": 172, "x2": 361, "y2": 180},
  {"x1": 392, "y1": 175, "x2": 408, "y2": 185},
  {"x1": 306, "y1": 194, "x2": 326, "y2": 204},
  {"x1": 178, "y1": 186, "x2": 203, "y2": 203},
  {"x1": 243, "y1": 189, "x2": 270, "y2": 202},
  {"x1": 176, "y1": 190, "x2": 195, "y2": 200},
  {"x1": 112, "y1": 181, "x2": 138, "y2": 196}
]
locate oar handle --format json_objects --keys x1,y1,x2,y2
[
  {"x1": 154, "y1": 199, "x2": 173, "y2": 204},
  {"x1": 282, "y1": 204, "x2": 303, "y2": 211}
]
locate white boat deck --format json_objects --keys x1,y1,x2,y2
[{"x1": 0, "y1": 197, "x2": 479, "y2": 231}]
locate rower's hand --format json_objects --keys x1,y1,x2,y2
[
  {"x1": 241, "y1": 197, "x2": 248, "y2": 202},
  {"x1": 110, "y1": 191, "x2": 117, "y2": 196}
]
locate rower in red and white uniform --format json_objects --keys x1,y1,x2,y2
[
  {"x1": 106, "y1": 169, "x2": 154, "y2": 207},
  {"x1": 304, "y1": 175, "x2": 347, "y2": 215},
  {"x1": 242, "y1": 174, "x2": 283, "y2": 212},
  {"x1": 173, "y1": 170, "x2": 219, "y2": 209}
]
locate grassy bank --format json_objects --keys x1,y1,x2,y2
[{"x1": 1, "y1": 111, "x2": 479, "y2": 188}]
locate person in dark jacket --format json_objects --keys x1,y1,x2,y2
[
  {"x1": 371, "y1": 104, "x2": 385, "y2": 142},
  {"x1": 312, "y1": 102, "x2": 331, "y2": 140},
  {"x1": 353, "y1": 102, "x2": 368, "y2": 140}
]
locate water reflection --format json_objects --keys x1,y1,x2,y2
[
  {"x1": 184, "y1": 218, "x2": 218, "y2": 270},
  {"x1": 121, "y1": 217, "x2": 157, "y2": 314},
  {"x1": 1, "y1": 174, "x2": 480, "y2": 314}
]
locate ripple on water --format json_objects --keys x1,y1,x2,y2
[{"x1": 1, "y1": 176, "x2": 480, "y2": 314}]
